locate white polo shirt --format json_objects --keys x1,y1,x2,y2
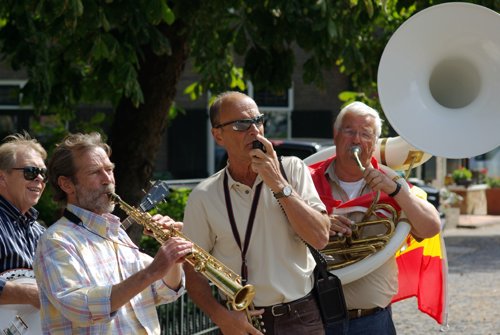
[{"x1": 183, "y1": 156, "x2": 326, "y2": 306}]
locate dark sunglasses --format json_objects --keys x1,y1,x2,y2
[
  {"x1": 11, "y1": 166, "x2": 48, "y2": 182},
  {"x1": 215, "y1": 114, "x2": 265, "y2": 132}
]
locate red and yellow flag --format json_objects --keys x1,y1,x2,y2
[{"x1": 392, "y1": 230, "x2": 448, "y2": 325}]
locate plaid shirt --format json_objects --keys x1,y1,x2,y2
[{"x1": 34, "y1": 204, "x2": 185, "y2": 335}]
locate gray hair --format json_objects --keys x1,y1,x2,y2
[
  {"x1": 334, "y1": 101, "x2": 383, "y2": 139},
  {"x1": 0, "y1": 132, "x2": 47, "y2": 170}
]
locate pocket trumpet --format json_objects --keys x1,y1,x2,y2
[{"x1": 108, "y1": 193, "x2": 256, "y2": 312}]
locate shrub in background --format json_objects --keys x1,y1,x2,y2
[
  {"x1": 140, "y1": 187, "x2": 192, "y2": 256},
  {"x1": 451, "y1": 167, "x2": 472, "y2": 185},
  {"x1": 486, "y1": 176, "x2": 500, "y2": 188}
]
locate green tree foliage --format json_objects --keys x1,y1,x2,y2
[{"x1": 0, "y1": 0, "x2": 497, "y2": 240}]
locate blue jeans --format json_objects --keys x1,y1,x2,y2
[{"x1": 326, "y1": 306, "x2": 396, "y2": 335}]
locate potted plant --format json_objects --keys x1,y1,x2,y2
[
  {"x1": 452, "y1": 167, "x2": 473, "y2": 187},
  {"x1": 486, "y1": 177, "x2": 500, "y2": 215}
]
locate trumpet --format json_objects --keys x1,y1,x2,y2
[{"x1": 108, "y1": 193, "x2": 256, "y2": 312}]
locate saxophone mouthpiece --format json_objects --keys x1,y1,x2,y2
[{"x1": 108, "y1": 192, "x2": 120, "y2": 203}]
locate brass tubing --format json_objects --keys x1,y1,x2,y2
[{"x1": 108, "y1": 193, "x2": 255, "y2": 311}]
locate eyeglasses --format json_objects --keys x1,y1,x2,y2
[
  {"x1": 340, "y1": 128, "x2": 375, "y2": 141},
  {"x1": 11, "y1": 166, "x2": 48, "y2": 182},
  {"x1": 215, "y1": 114, "x2": 265, "y2": 132}
]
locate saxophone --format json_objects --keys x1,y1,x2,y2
[{"x1": 109, "y1": 193, "x2": 263, "y2": 329}]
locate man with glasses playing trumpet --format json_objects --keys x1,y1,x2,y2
[
  {"x1": 309, "y1": 101, "x2": 441, "y2": 335},
  {"x1": 183, "y1": 91, "x2": 330, "y2": 335},
  {"x1": 0, "y1": 133, "x2": 47, "y2": 310}
]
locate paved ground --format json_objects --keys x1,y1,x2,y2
[{"x1": 392, "y1": 215, "x2": 500, "y2": 335}]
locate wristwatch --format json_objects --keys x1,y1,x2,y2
[{"x1": 274, "y1": 185, "x2": 292, "y2": 199}]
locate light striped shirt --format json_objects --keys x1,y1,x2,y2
[
  {"x1": 34, "y1": 204, "x2": 184, "y2": 335},
  {"x1": 0, "y1": 195, "x2": 45, "y2": 294}
]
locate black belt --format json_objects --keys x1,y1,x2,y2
[
  {"x1": 257, "y1": 292, "x2": 315, "y2": 317},
  {"x1": 348, "y1": 306, "x2": 385, "y2": 320}
]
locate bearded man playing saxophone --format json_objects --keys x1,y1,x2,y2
[{"x1": 33, "y1": 132, "x2": 192, "y2": 335}]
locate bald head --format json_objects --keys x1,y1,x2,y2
[{"x1": 209, "y1": 91, "x2": 256, "y2": 128}]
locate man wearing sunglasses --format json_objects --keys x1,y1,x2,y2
[
  {"x1": 183, "y1": 91, "x2": 330, "y2": 335},
  {"x1": 0, "y1": 133, "x2": 48, "y2": 309}
]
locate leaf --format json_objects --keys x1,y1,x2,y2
[
  {"x1": 144, "y1": 0, "x2": 163, "y2": 25},
  {"x1": 230, "y1": 67, "x2": 246, "y2": 91},
  {"x1": 99, "y1": 10, "x2": 111, "y2": 32},
  {"x1": 150, "y1": 28, "x2": 172, "y2": 56},
  {"x1": 363, "y1": 0, "x2": 374, "y2": 17},
  {"x1": 129, "y1": 80, "x2": 144, "y2": 107},
  {"x1": 91, "y1": 34, "x2": 109, "y2": 60},
  {"x1": 327, "y1": 18, "x2": 337, "y2": 38},
  {"x1": 70, "y1": 0, "x2": 84, "y2": 17},
  {"x1": 161, "y1": 2, "x2": 175, "y2": 25},
  {"x1": 184, "y1": 82, "x2": 203, "y2": 101},
  {"x1": 338, "y1": 91, "x2": 361, "y2": 102}
]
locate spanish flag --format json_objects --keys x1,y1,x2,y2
[{"x1": 392, "y1": 231, "x2": 448, "y2": 325}]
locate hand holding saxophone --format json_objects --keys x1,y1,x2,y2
[{"x1": 143, "y1": 214, "x2": 184, "y2": 239}]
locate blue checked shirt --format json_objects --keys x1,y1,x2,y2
[
  {"x1": 0, "y1": 195, "x2": 45, "y2": 294},
  {"x1": 34, "y1": 204, "x2": 185, "y2": 335}
]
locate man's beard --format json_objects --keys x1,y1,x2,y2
[{"x1": 75, "y1": 184, "x2": 115, "y2": 214}]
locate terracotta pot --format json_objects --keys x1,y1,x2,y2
[{"x1": 486, "y1": 188, "x2": 500, "y2": 215}]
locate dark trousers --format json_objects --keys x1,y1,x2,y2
[
  {"x1": 256, "y1": 292, "x2": 325, "y2": 335},
  {"x1": 325, "y1": 306, "x2": 396, "y2": 335}
]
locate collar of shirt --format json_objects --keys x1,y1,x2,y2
[
  {"x1": 325, "y1": 156, "x2": 380, "y2": 186},
  {"x1": 0, "y1": 194, "x2": 38, "y2": 225},
  {"x1": 66, "y1": 204, "x2": 122, "y2": 239},
  {"x1": 225, "y1": 166, "x2": 264, "y2": 191}
]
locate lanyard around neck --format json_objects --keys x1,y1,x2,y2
[
  {"x1": 223, "y1": 171, "x2": 263, "y2": 284},
  {"x1": 63, "y1": 208, "x2": 138, "y2": 250}
]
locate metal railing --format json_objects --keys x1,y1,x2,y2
[{"x1": 158, "y1": 285, "x2": 219, "y2": 335}]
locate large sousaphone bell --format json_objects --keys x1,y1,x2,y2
[
  {"x1": 379, "y1": 2, "x2": 500, "y2": 158},
  {"x1": 305, "y1": 3, "x2": 500, "y2": 284}
]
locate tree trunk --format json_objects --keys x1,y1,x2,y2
[{"x1": 109, "y1": 21, "x2": 189, "y2": 244}]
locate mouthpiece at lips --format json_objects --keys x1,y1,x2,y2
[
  {"x1": 351, "y1": 145, "x2": 362, "y2": 155},
  {"x1": 350, "y1": 145, "x2": 366, "y2": 172}
]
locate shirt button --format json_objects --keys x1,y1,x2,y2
[{"x1": 245, "y1": 190, "x2": 250, "y2": 194}]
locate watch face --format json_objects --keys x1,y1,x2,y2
[{"x1": 283, "y1": 185, "x2": 292, "y2": 196}]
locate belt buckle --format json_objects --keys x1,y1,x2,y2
[{"x1": 271, "y1": 303, "x2": 291, "y2": 317}]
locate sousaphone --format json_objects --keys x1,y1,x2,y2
[{"x1": 305, "y1": 3, "x2": 500, "y2": 284}]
